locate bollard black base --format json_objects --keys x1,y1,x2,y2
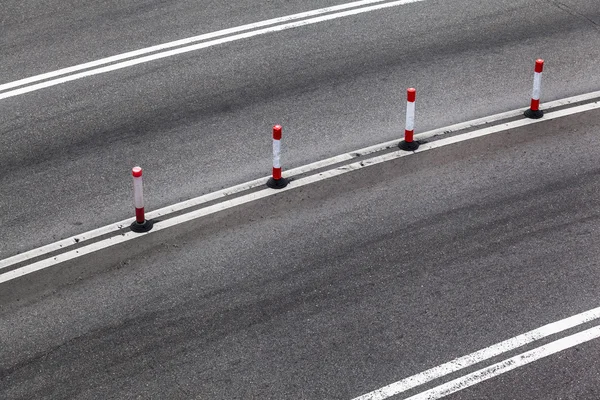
[
  {"x1": 524, "y1": 109, "x2": 544, "y2": 119},
  {"x1": 267, "y1": 177, "x2": 288, "y2": 189},
  {"x1": 130, "y1": 219, "x2": 154, "y2": 233},
  {"x1": 399, "y1": 140, "x2": 420, "y2": 151}
]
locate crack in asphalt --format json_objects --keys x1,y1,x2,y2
[{"x1": 545, "y1": 0, "x2": 600, "y2": 31}]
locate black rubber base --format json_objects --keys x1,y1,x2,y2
[
  {"x1": 130, "y1": 219, "x2": 154, "y2": 233},
  {"x1": 399, "y1": 140, "x2": 420, "y2": 151},
  {"x1": 267, "y1": 177, "x2": 288, "y2": 189},
  {"x1": 524, "y1": 109, "x2": 544, "y2": 119}
]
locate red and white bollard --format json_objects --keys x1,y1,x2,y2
[
  {"x1": 399, "y1": 88, "x2": 419, "y2": 151},
  {"x1": 524, "y1": 59, "x2": 544, "y2": 119},
  {"x1": 266, "y1": 125, "x2": 288, "y2": 189},
  {"x1": 130, "y1": 166, "x2": 153, "y2": 233}
]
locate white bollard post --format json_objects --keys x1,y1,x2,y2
[
  {"x1": 399, "y1": 87, "x2": 419, "y2": 151},
  {"x1": 525, "y1": 59, "x2": 544, "y2": 119},
  {"x1": 266, "y1": 125, "x2": 288, "y2": 189},
  {"x1": 130, "y1": 166, "x2": 153, "y2": 232}
]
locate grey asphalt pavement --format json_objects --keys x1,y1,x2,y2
[
  {"x1": 1, "y1": 0, "x2": 600, "y2": 256},
  {"x1": 2, "y1": 107, "x2": 600, "y2": 399}
]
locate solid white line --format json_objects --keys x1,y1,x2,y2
[
  {"x1": 543, "y1": 89, "x2": 600, "y2": 108},
  {"x1": 1, "y1": 99, "x2": 599, "y2": 283},
  {"x1": 415, "y1": 99, "x2": 600, "y2": 154},
  {"x1": 0, "y1": 178, "x2": 267, "y2": 271},
  {"x1": 0, "y1": 94, "x2": 598, "y2": 272},
  {"x1": 404, "y1": 324, "x2": 600, "y2": 400},
  {"x1": 0, "y1": 0, "x2": 425, "y2": 100},
  {"x1": 0, "y1": 151, "x2": 405, "y2": 283},
  {"x1": 0, "y1": 0, "x2": 391, "y2": 93},
  {"x1": 352, "y1": 306, "x2": 600, "y2": 400},
  {"x1": 0, "y1": 103, "x2": 515, "y2": 271}
]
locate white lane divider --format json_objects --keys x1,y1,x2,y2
[
  {"x1": 1, "y1": 90, "x2": 598, "y2": 273},
  {"x1": 0, "y1": 98, "x2": 599, "y2": 284},
  {"x1": 352, "y1": 306, "x2": 600, "y2": 400},
  {"x1": 0, "y1": 103, "x2": 520, "y2": 273},
  {"x1": 404, "y1": 324, "x2": 600, "y2": 400},
  {"x1": 0, "y1": 0, "x2": 392, "y2": 93},
  {"x1": 0, "y1": 0, "x2": 425, "y2": 100}
]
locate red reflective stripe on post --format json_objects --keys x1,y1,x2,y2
[
  {"x1": 135, "y1": 207, "x2": 145, "y2": 224},
  {"x1": 535, "y1": 59, "x2": 544, "y2": 73},
  {"x1": 407, "y1": 87, "x2": 416, "y2": 103},
  {"x1": 273, "y1": 125, "x2": 282, "y2": 140}
]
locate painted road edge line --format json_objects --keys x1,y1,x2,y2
[
  {"x1": 0, "y1": 0, "x2": 393, "y2": 93},
  {"x1": 0, "y1": 0, "x2": 426, "y2": 101},
  {"x1": 352, "y1": 306, "x2": 600, "y2": 400},
  {"x1": 0, "y1": 105, "x2": 521, "y2": 271},
  {"x1": 1, "y1": 100, "x2": 599, "y2": 284},
  {"x1": 2, "y1": 92, "x2": 598, "y2": 272},
  {"x1": 403, "y1": 324, "x2": 600, "y2": 400},
  {"x1": 415, "y1": 99, "x2": 600, "y2": 153}
]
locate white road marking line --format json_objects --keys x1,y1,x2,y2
[
  {"x1": 0, "y1": 0, "x2": 424, "y2": 100},
  {"x1": 2, "y1": 90, "x2": 598, "y2": 272},
  {"x1": 415, "y1": 100, "x2": 600, "y2": 153},
  {"x1": 1, "y1": 99, "x2": 599, "y2": 283},
  {"x1": 403, "y1": 325, "x2": 600, "y2": 400},
  {"x1": 544, "y1": 89, "x2": 600, "y2": 108},
  {"x1": 352, "y1": 307, "x2": 600, "y2": 400},
  {"x1": 0, "y1": 0, "x2": 391, "y2": 93}
]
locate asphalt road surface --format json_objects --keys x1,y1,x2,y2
[
  {"x1": 2, "y1": 106, "x2": 600, "y2": 399},
  {"x1": 2, "y1": 0, "x2": 600, "y2": 399},
  {"x1": 1, "y1": 0, "x2": 600, "y2": 256}
]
